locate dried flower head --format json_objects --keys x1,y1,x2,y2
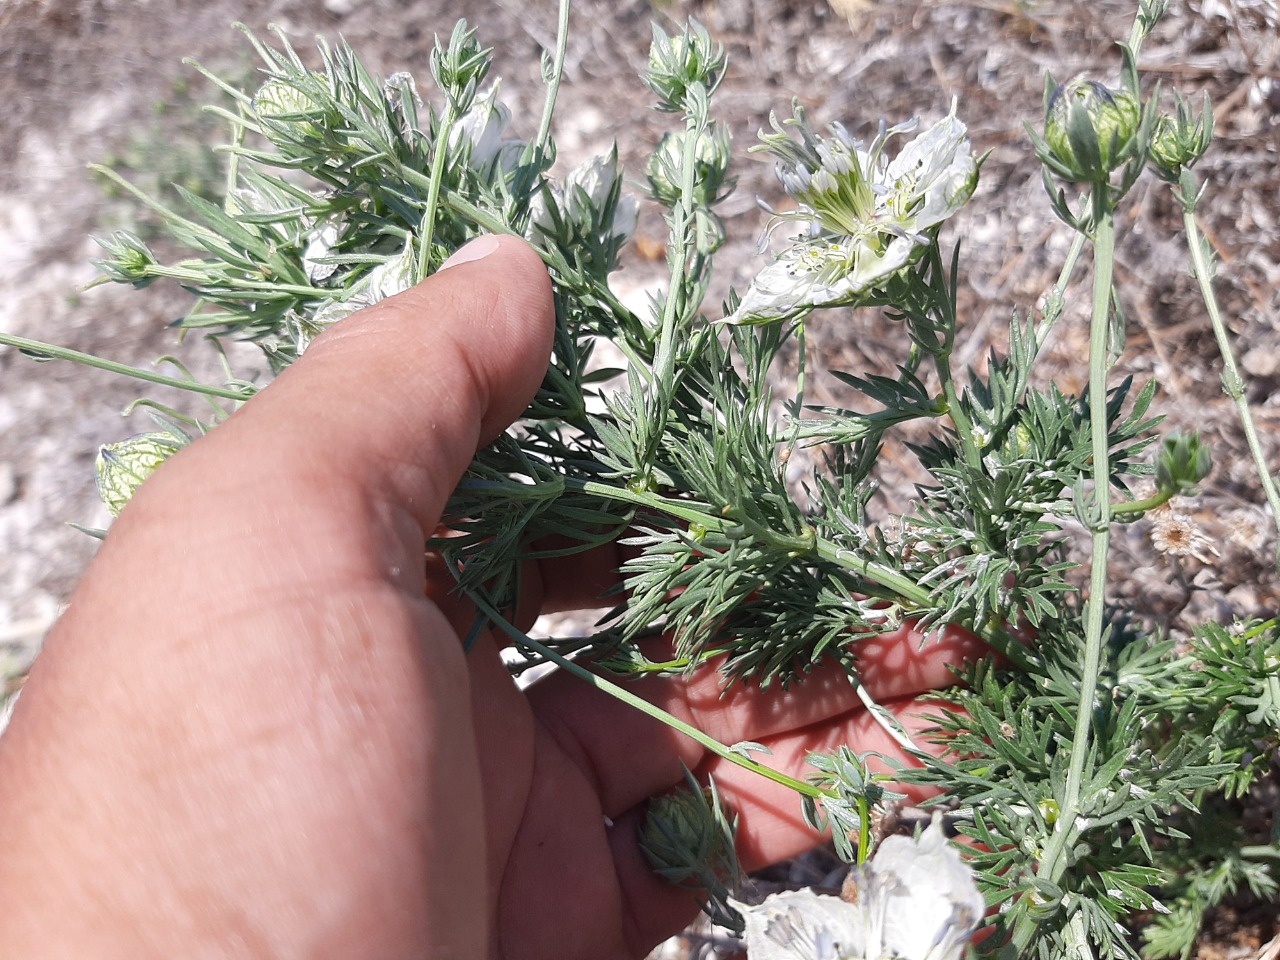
[{"x1": 1149, "y1": 508, "x2": 1219, "y2": 564}]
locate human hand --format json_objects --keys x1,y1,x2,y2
[{"x1": 0, "y1": 235, "x2": 985, "y2": 959}]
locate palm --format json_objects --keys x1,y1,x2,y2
[{"x1": 438, "y1": 555, "x2": 983, "y2": 960}]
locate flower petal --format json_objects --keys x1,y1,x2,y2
[{"x1": 736, "y1": 890, "x2": 862, "y2": 960}]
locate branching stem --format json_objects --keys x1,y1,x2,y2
[
  {"x1": 533, "y1": 0, "x2": 571, "y2": 162},
  {"x1": 1016, "y1": 186, "x2": 1116, "y2": 951},
  {"x1": 0, "y1": 334, "x2": 253, "y2": 402},
  {"x1": 1181, "y1": 195, "x2": 1280, "y2": 567},
  {"x1": 471, "y1": 595, "x2": 828, "y2": 800}
]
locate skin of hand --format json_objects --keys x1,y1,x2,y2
[{"x1": 0, "y1": 234, "x2": 987, "y2": 960}]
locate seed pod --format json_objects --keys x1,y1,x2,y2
[{"x1": 95, "y1": 432, "x2": 187, "y2": 517}]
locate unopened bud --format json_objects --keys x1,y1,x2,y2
[
  {"x1": 643, "y1": 20, "x2": 726, "y2": 114},
  {"x1": 92, "y1": 231, "x2": 158, "y2": 288},
  {"x1": 1043, "y1": 77, "x2": 1140, "y2": 182},
  {"x1": 640, "y1": 782, "x2": 738, "y2": 890},
  {"x1": 646, "y1": 125, "x2": 733, "y2": 208},
  {"x1": 1148, "y1": 92, "x2": 1214, "y2": 182}
]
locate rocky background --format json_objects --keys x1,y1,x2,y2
[{"x1": 1, "y1": 0, "x2": 1278, "y2": 953}]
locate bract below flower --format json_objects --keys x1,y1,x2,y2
[
  {"x1": 528, "y1": 149, "x2": 638, "y2": 269},
  {"x1": 727, "y1": 106, "x2": 977, "y2": 325}
]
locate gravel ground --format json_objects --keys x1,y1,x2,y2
[{"x1": 2, "y1": 0, "x2": 1278, "y2": 953}]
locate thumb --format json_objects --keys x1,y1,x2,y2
[
  {"x1": 209, "y1": 232, "x2": 555, "y2": 541},
  {"x1": 0, "y1": 235, "x2": 554, "y2": 956}
]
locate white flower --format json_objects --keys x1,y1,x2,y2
[
  {"x1": 738, "y1": 817, "x2": 983, "y2": 960},
  {"x1": 739, "y1": 889, "x2": 862, "y2": 960},
  {"x1": 302, "y1": 219, "x2": 342, "y2": 284},
  {"x1": 567, "y1": 153, "x2": 639, "y2": 243},
  {"x1": 301, "y1": 242, "x2": 417, "y2": 352},
  {"x1": 728, "y1": 105, "x2": 977, "y2": 325},
  {"x1": 450, "y1": 84, "x2": 525, "y2": 178}
]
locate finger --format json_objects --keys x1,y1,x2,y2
[
  {"x1": 141, "y1": 234, "x2": 556, "y2": 599},
  {"x1": 530, "y1": 624, "x2": 987, "y2": 818}
]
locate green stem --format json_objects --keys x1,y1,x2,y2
[
  {"x1": 415, "y1": 99, "x2": 460, "y2": 279},
  {"x1": 0, "y1": 333, "x2": 253, "y2": 401},
  {"x1": 144, "y1": 267, "x2": 332, "y2": 299},
  {"x1": 1182, "y1": 203, "x2": 1280, "y2": 568},
  {"x1": 785, "y1": 320, "x2": 806, "y2": 456},
  {"x1": 562, "y1": 476, "x2": 1037, "y2": 672},
  {"x1": 472, "y1": 595, "x2": 827, "y2": 800},
  {"x1": 938, "y1": 354, "x2": 982, "y2": 472},
  {"x1": 1036, "y1": 230, "x2": 1087, "y2": 346},
  {"x1": 1111, "y1": 490, "x2": 1173, "y2": 517},
  {"x1": 533, "y1": 0, "x2": 571, "y2": 163},
  {"x1": 643, "y1": 113, "x2": 705, "y2": 468},
  {"x1": 1015, "y1": 188, "x2": 1116, "y2": 953},
  {"x1": 88, "y1": 165, "x2": 231, "y2": 251}
]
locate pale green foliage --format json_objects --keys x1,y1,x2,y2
[{"x1": 15, "y1": 4, "x2": 1277, "y2": 958}]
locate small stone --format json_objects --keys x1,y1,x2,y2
[{"x1": 1242, "y1": 346, "x2": 1279, "y2": 378}]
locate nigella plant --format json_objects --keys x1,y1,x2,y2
[{"x1": 3, "y1": 1, "x2": 1279, "y2": 957}]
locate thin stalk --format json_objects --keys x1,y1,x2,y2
[
  {"x1": 141, "y1": 268, "x2": 332, "y2": 299},
  {"x1": 785, "y1": 320, "x2": 806, "y2": 456},
  {"x1": 937, "y1": 354, "x2": 982, "y2": 473},
  {"x1": 1036, "y1": 230, "x2": 1087, "y2": 345},
  {"x1": 562, "y1": 476, "x2": 1037, "y2": 671},
  {"x1": 533, "y1": 0, "x2": 571, "y2": 163},
  {"x1": 471, "y1": 595, "x2": 827, "y2": 800},
  {"x1": 1111, "y1": 490, "x2": 1174, "y2": 517},
  {"x1": 925, "y1": 244, "x2": 983, "y2": 473},
  {"x1": 1015, "y1": 188, "x2": 1116, "y2": 952},
  {"x1": 1182, "y1": 204, "x2": 1280, "y2": 566},
  {"x1": 0, "y1": 334, "x2": 253, "y2": 402},
  {"x1": 414, "y1": 99, "x2": 460, "y2": 279},
  {"x1": 643, "y1": 112, "x2": 705, "y2": 467}
]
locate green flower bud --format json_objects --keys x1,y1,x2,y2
[
  {"x1": 430, "y1": 20, "x2": 492, "y2": 104},
  {"x1": 92, "y1": 231, "x2": 158, "y2": 288},
  {"x1": 1148, "y1": 92, "x2": 1214, "y2": 182},
  {"x1": 639, "y1": 780, "x2": 738, "y2": 891},
  {"x1": 95, "y1": 431, "x2": 187, "y2": 517},
  {"x1": 1155, "y1": 432, "x2": 1212, "y2": 498},
  {"x1": 1043, "y1": 77, "x2": 1141, "y2": 182},
  {"x1": 643, "y1": 20, "x2": 726, "y2": 114}
]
